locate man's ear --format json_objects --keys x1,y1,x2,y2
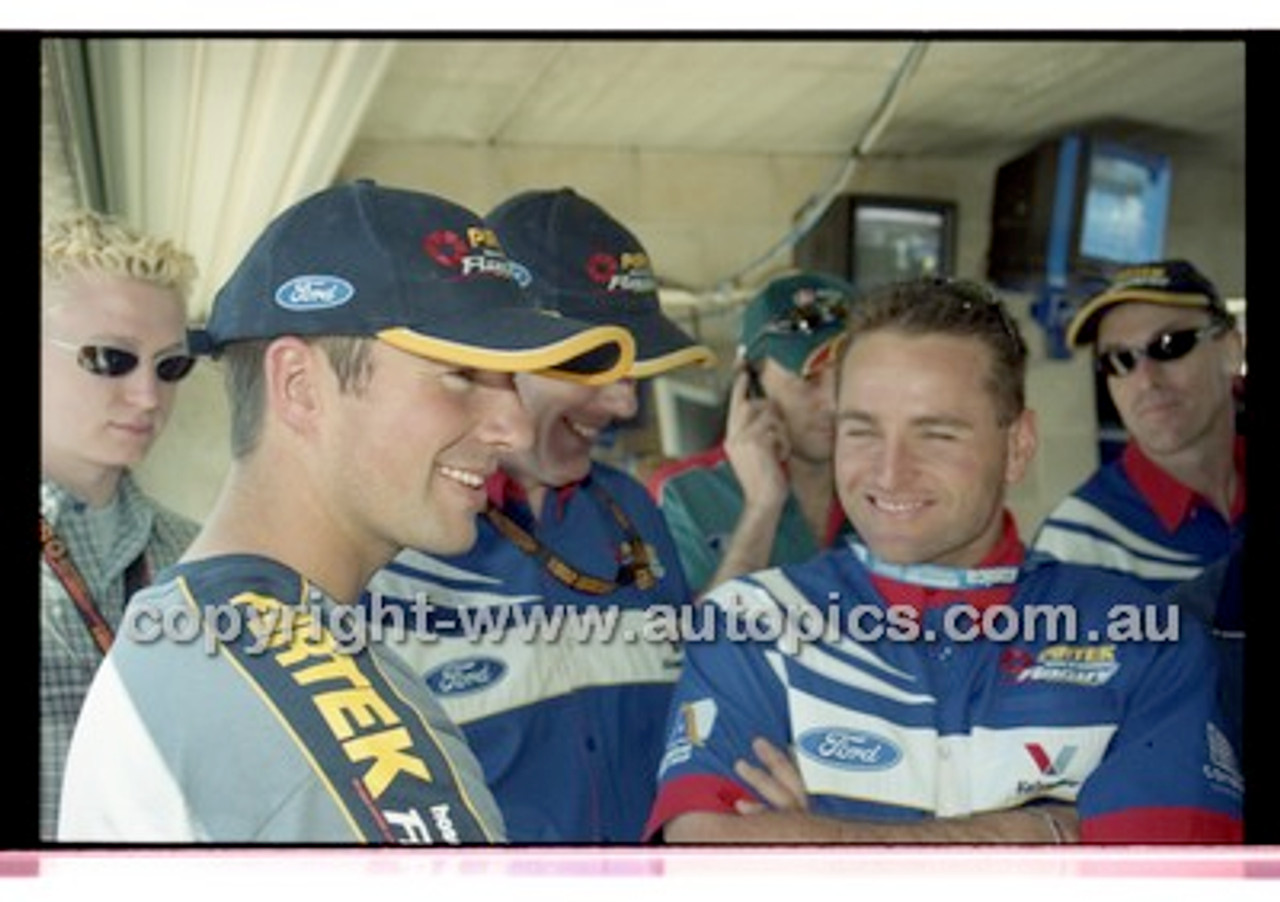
[
  {"x1": 263, "y1": 337, "x2": 324, "y2": 437},
  {"x1": 1221, "y1": 326, "x2": 1245, "y2": 378},
  {"x1": 1004, "y1": 407, "x2": 1039, "y2": 487}
]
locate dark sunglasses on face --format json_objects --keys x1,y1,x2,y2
[
  {"x1": 1096, "y1": 321, "x2": 1228, "y2": 378},
  {"x1": 47, "y1": 338, "x2": 196, "y2": 383}
]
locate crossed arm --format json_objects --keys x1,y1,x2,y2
[{"x1": 660, "y1": 737, "x2": 1079, "y2": 844}]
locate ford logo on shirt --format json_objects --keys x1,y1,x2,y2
[
  {"x1": 797, "y1": 727, "x2": 902, "y2": 771},
  {"x1": 274, "y1": 275, "x2": 355, "y2": 311},
  {"x1": 424, "y1": 657, "x2": 507, "y2": 696}
]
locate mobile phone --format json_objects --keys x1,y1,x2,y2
[{"x1": 745, "y1": 363, "x2": 767, "y2": 400}]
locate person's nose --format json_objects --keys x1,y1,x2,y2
[
  {"x1": 480, "y1": 383, "x2": 535, "y2": 453},
  {"x1": 598, "y1": 378, "x2": 639, "y2": 421},
  {"x1": 122, "y1": 363, "x2": 164, "y2": 411},
  {"x1": 874, "y1": 433, "x2": 917, "y2": 490}
]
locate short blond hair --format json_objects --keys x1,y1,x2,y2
[{"x1": 42, "y1": 208, "x2": 198, "y2": 309}]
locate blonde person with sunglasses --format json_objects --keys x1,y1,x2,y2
[{"x1": 40, "y1": 208, "x2": 201, "y2": 841}]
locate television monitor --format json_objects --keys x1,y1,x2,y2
[
  {"x1": 987, "y1": 132, "x2": 1171, "y2": 292},
  {"x1": 651, "y1": 375, "x2": 725, "y2": 460},
  {"x1": 793, "y1": 194, "x2": 957, "y2": 292}
]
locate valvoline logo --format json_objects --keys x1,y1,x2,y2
[
  {"x1": 424, "y1": 657, "x2": 507, "y2": 696},
  {"x1": 275, "y1": 275, "x2": 355, "y2": 311},
  {"x1": 797, "y1": 727, "x2": 902, "y2": 771}
]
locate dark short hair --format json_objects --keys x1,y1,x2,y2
[
  {"x1": 841, "y1": 277, "x2": 1028, "y2": 426},
  {"x1": 221, "y1": 336, "x2": 375, "y2": 459}
]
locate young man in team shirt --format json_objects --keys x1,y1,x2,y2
[
  {"x1": 366, "y1": 188, "x2": 715, "y2": 842},
  {"x1": 647, "y1": 276, "x2": 1242, "y2": 844},
  {"x1": 58, "y1": 180, "x2": 634, "y2": 843}
]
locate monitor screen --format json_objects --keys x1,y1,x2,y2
[
  {"x1": 852, "y1": 201, "x2": 953, "y2": 291},
  {"x1": 652, "y1": 376, "x2": 725, "y2": 460},
  {"x1": 1078, "y1": 141, "x2": 1171, "y2": 264}
]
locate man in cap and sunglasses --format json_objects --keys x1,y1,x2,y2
[
  {"x1": 364, "y1": 187, "x2": 714, "y2": 843},
  {"x1": 648, "y1": 270, "x2": 859, "y2": 597},
  {"x1": 40, "y1": 208, "x2": 202, "y2": 841},
  {"x1": 57, "y1": 181, "x2": 635, "y2": 843},
  {"x1": 1031, "y1": 258, "x2": 1245, "y2": 752}
]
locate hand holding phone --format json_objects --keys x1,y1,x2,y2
[{"x1": 744, "y1": 362, "x2": 767, "y2": 400}]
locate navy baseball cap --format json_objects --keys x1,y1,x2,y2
[
  {"x1": 1067, "y1": 259, "x2": 1230, "y2": 348},
  {"x1": 487, "y1": 188, "x2": 716, "y2": 379},
  {"x1": 189, "y1": 180, "x2": 635, "y2": 384},
  {"x1": 739, "y1": 270, "x2": 857, "y2": 376}
]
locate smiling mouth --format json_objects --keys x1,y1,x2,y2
[
  {"x1": 869, "y1": 496, "x2": 929, "y2": 515},
  {"x1": 565, "y1": 418, "x2": 602, "y2": 443},
  {"x1": 438, "y1": 465, "x2": 486, "y2": 490}
]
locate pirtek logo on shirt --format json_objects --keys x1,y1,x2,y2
[{"x1": 237, "y1": 593, "x2": 433, "y2": 798}]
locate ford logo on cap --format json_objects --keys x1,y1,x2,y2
[
  {"x1": 797, "y1": 727, "x2": 902, "y2": 771},
  {"x1": 507, "y1": 260, "x2": 533, "y2": 288},
  {"x1": 275, "y1": 275, "x2": 355, "y2": 311},
  {"x1": 424, "y1": 657, "x2": 507, "y2": 697}
]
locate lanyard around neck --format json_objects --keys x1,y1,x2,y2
[
  {"x1": 40, "y1": 514, "x2": 148, "y2": 655},
  {"x1": 484, "y1": 482, "x2": 657, "y2": 596},
  {"x1": 848, "y1": 539, "x2": 1021, "y2": 591}
]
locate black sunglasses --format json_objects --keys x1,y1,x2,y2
[
  {"x1": 932, "y1": 277, "x2": 1025, "y2": 352},
  {"x1": 47, "y1": 338, "x2": 196, "y2": 383},
  {"x1": 1096, "y1": 321, "x2": 1228, "y2": 378}
]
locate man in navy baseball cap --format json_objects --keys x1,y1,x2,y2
[
  {"x1": 364, "y1": 186, "x2": 712, "y2": 843},
  {"x1": 60, "y1": 181, "x2": 637, "y2": 844},
  {"x1": 191, "y1": 179, "x2": 635, "y2": 383},
  {"x1": 488, "y1": 187, "x2": 716, "y2": 377},
  {"x1": 1033, "y1": 258, "x2": 1245, "y2": 756}
]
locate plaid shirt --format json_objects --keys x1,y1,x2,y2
[{"x1": 40, "y1": 473, "x2": 198, "y2": 841}]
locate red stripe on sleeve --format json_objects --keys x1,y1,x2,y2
[
  {"x1": 645, "y1": 445, "x2": 728, "y2": 500},
  {"x1": 643, "y1": 774, "x2": 752, "y2": 842},
  {"x1": 1082, "y1": 806, "x2": 1243, "y2": 844}
]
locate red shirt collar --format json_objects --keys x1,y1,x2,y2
[
  {"x1": 485, "y1": 469, "x2": 581, "y2": 521},
  {"x1": 1121, "y1": 436, "x2": 1247, "y2": 532},
  {"x1": 824, "y1": 498, "x2": 849, "y2": 547},
  {"x1": 866, "y1": 511, "x2": 1025, "y2": 615}
]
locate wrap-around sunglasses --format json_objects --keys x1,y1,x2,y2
[
  {"x1": 47, "y1": 338, "x2": 196, "y2": 383},
  {"x1": 1096, "y1": 321, "x2": 1229, "y2": 378}
]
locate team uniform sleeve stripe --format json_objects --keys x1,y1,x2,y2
[
  {"x1": 1034, "y1": 525, "x2": 1204, "y2": 582},
  {"x1": 1081, "y1": 806, "x2": 1243, "y2": 844},
  {"x1": 643, "y1": 774, "x2": 752, "y2": 841},
  {"x1": 1039, "y1": 497, "x2": 1202, "y2": 562}
]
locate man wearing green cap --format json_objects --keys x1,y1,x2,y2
[{"x1": 649, "y1": 270, "x2": 859, "y2": 597}]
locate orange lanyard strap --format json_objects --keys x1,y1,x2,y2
[
  {"x1": 484, "y1": 483, "x2": 657, "y2": 596},
  {"x1": 40, "y1": 515, "x2": 148, "y2": 655}
]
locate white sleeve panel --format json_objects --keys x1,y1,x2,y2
[{"x1": 57, "y1": 660, "x2": 202, "y2": 842}]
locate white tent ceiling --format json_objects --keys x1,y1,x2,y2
[{"x1": 42, "y1": 36, "x2": 1246, "y2": 319}]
